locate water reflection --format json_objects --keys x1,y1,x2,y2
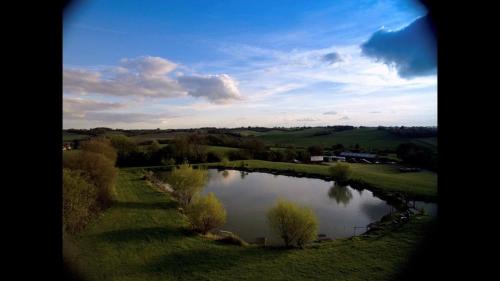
[
  {"x1": 240, "y1": 171, "x2": 249, "y2": 179},
  {"x1": 328, "y1": 183, "x2": 353, "y2": 206}
]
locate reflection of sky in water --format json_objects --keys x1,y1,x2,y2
[{"x1": 201, "y1": 170, "x2": 401, "y2": 244}]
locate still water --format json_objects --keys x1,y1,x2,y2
[{"x1": 199, "y1": 169, "x2": 428, "y2": 244}]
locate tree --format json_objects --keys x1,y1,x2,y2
[
  {"x1": 284, "y1": 145, "x2": 297, "y2": 162},
  {"x1": 63, "y1": 169, "x2": 99, "y2": 234},
  {"x1": 307, "y1": 145, "x2": 324, "y2": 156},
  {"x1": 165, "y1": 164, "x2": 208, "y2": 209},
  {"x1": 80, "y1": 137, "x2": 117, "y2": 163},
  {"x1": 63, "y1": 151, "x2": 118, "y2": 208},
  {"x1": 267, "y1": 199, "x2": 318, "y2": 248},
  {"x1": 329, "y1": 163, "x2": 352, "y2": 185},
  {"x1": 109, "y1": 135, "x2": 139, "y2": 166},
  {"x1": 185, "y1": 192, "x2": 227, "y2": 234}
]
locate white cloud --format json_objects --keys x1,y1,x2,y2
[
  {"x1": 177, "y1": 74, "x2": 242, "y2": 104},
  {"x1": 63, "y1": 56, "x2": 243, "y2": 104}
]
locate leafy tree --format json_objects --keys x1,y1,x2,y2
[
  {"x1": 63, "y1": 169, "x2": 99, "y2": 234},
  {"x1": 80, "y1": 137, "x2": 117, "y2": 163},
  {"x1": 109, "y1": 135, "x2": 139, "y2": 166},
  {"x1": 307, "y1": 145, "x2": 324, "y2": 156},
  {"x1": 63, "y1": 151, "x2": 117, "y2": 208},
  {"x1": 329, "y1": 163, "x2": 352, "y2": 185},
  {"x1": 284, "y1": 145, "x2": 297, "y2": 162},
  {"x1": 267, "y1": 199, "x2": 318, "y2": 248},
  {"x1": 165, "y1": 164, "x2": 208, "y2": 209},
  {"x1": 206, "y1": 151, "x2": 223, "y2": 163},
  {"x1": 185, "y1": 192, "x2": 227, "y2": 234},
  {"x1": 396, "y1": 143, "x2": 437, "y2": 171}
]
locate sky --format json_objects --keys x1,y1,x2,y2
[{"x1": 63, "y1": 0, "x2": 437, "y2": 129}]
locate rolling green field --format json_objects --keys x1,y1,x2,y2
[
  {"x1": 205, "y1": 160, "x2": 437, "y2": 199},
  {"x1": 239, "y1": 127, "x2": 437, "y2": 152},
  {"x1": 67, "y1": 168, "x2": 436, "y2": 281},
  {"x1": 63, "y1": 132, "x2": 90, "y2": 142}
]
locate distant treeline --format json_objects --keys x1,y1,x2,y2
[
  {"x1": 64, "y1": 125, "x2": 437, "y2": 139},
  {"x1": 378, "y1": 126, "x2": 437, "y2": 138},
  {"x1": 311, "y1": 126, "x2": 355, "y2": 136}
]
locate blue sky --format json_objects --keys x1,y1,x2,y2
[{"x1": 63, "y1": 0, "x2": 436, "y2": 129}]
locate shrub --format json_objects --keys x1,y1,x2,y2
[
  {"x1": 228, "y1": 149, "x2": 250, "y2": 161},
  {"x1": 63, "y1": 169, "x2": 99, "y2": 234},
  {"x1": 165, "y1": 164, "x2": 208, "y2": 209},
  {"x1": 63, "y1": 151, "x2": 118, "y2": 208},
  {"x1": 206, "y1": 151, "x2": 223, "y2": 163},
  {"x1": 329, "y1": 163, "x2": 352, "y2": 185},
  {"x1": 185, "y1": 192, "x2": 227, "y2": 234},
  {"x1": 80, "y1": 137, "x2": 117, "y2": 164},
  {"x1": 267, "y1": 199, "x2": 318, "y2": 248}
]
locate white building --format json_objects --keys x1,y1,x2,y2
[{"x1": 310, "y1": 156, "x2": 324, "y2": 162}]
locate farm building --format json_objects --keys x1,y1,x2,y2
[
  {"x1": 339, "y1": 152, "x2": 378, "y2": 163},
  {"x1": 310, "y1": 156, "x2": 324, "y2": 162},
  {"x1": 324, "y1": 156, "x2": 346, "y2": 162},
  {"x1": 339, "y1": 152, "x2": 377, "y2": 159}
]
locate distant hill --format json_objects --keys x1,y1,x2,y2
[{"x1": 63, "y1": 126, "x2": 437, "y2": 152}]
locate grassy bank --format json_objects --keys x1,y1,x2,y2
[
  {"x1": 204, "y1": 160, "x2": 437, "y2": 199},
  {"x1": 68, "y1": 168, "x2": 436, "y2": 281}
]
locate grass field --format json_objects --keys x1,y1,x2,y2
[
  {"x1": 239, "y1": 127, "x2": 437, "y2": 152},
  {"x1": 63, "y1": 132, "x2": 90, "y2": 142},
  {"x1": 205, "y1": 160, "x2": 437, "y2": 199},
  {"x1": 68, "y1": 168, "x2": 436, "y2": 281}
]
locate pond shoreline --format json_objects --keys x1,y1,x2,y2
[
  {"x1": 204, "y1": 165, "x2": 437, "y2": 208},
  {"x1": 145, "y1": 166, "x2": 433, "y2": 246}
]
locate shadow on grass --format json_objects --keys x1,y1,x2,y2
[
  {"x1": 112, "y1": 201, "x2": 177, "y2": 210},
  {"x1": 95, "y1": 226, "x2": 191, "y2": 243},
  {"x1": 143, "y1": 247, "x2": 288, "y2": 277}
]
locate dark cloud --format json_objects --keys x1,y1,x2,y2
[
  {"x1": 295, "y1": 117, "x2": 317, "y2": 122},
  {"x1": 361, "y1": 14, "x2": 436, "y2": 78},
  {"x1": 75, "y1": 112, "x2": 176, "y2": 123},
  {"x1": 321, "y1": 52, "x2": 342, "y2": 64},
  {"x1": 340, "y1": 116, "x2": 349, "y2": 120},
  {"x1": 323, "y1": 111, "x2": 337, "y2": 115}
]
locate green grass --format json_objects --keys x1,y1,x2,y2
[
  {"x1": 244, "y1": 127, "x2": 437, "y2": 152},
  {"x1": 205, "y1": 160, "x2": 437, "y2": 199},
  {"x1": 204, "y1": 145, "x2": 238, "y2": 156},
  {"x1": 63, "y1": 132, "x2": 90, "y2": 141},
  {"x1": 69, "y1": 168, "x2": 436, "y2": 281}
]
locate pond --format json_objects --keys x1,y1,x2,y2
[{"x1": 196, "y1": 169, "x2": 436, "y2": 245}]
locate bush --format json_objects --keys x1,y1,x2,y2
[
  {"x1": 80, "y1": 137, "x2": 117, "y2": 164},
  {"x1": 185, "y1": 192, "x2": 227, "y2": 234},
  {"x1": 206, "y1": 151, "x2": 223, "y2": 163},
  {"x1": 165, "y1": 164, "x2": 208, "y2": 209},
  {"x1": 63, "y1": 169, "x2": 99, "y2": 234},
  {"x1": 267, "y1": 199, "x2": 318, "y2": 248},
  {"x1": 63, "y1": 151, "x2": 118, "y2": 208},
  {"x1": 329, "y1": 163, "x2": 352, "y2": 185},
  {"x1": 228, "y1": 149, "x2": 250, "y2": 161}
]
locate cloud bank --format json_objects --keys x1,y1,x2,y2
[
  {"x1": 361, "y1": 14, "x2": 436, "y2": 78},
  {"x1": 63, "y1": 56, "x2": 242, "y2": 104}
]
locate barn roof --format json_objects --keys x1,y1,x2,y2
[{"x1": 339, "y1": 152, "x2": 377, "y2": 158}]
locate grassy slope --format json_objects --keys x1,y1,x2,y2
[
  {"x1": 72, "y1": 168, "x2": 435, "y2": 281},
  {"x1": 206, "y1": 160, "x2": 437, "y2": 199},
  {"x1": 246, "y1": 127, "x2": 437, "y2": 151}
]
